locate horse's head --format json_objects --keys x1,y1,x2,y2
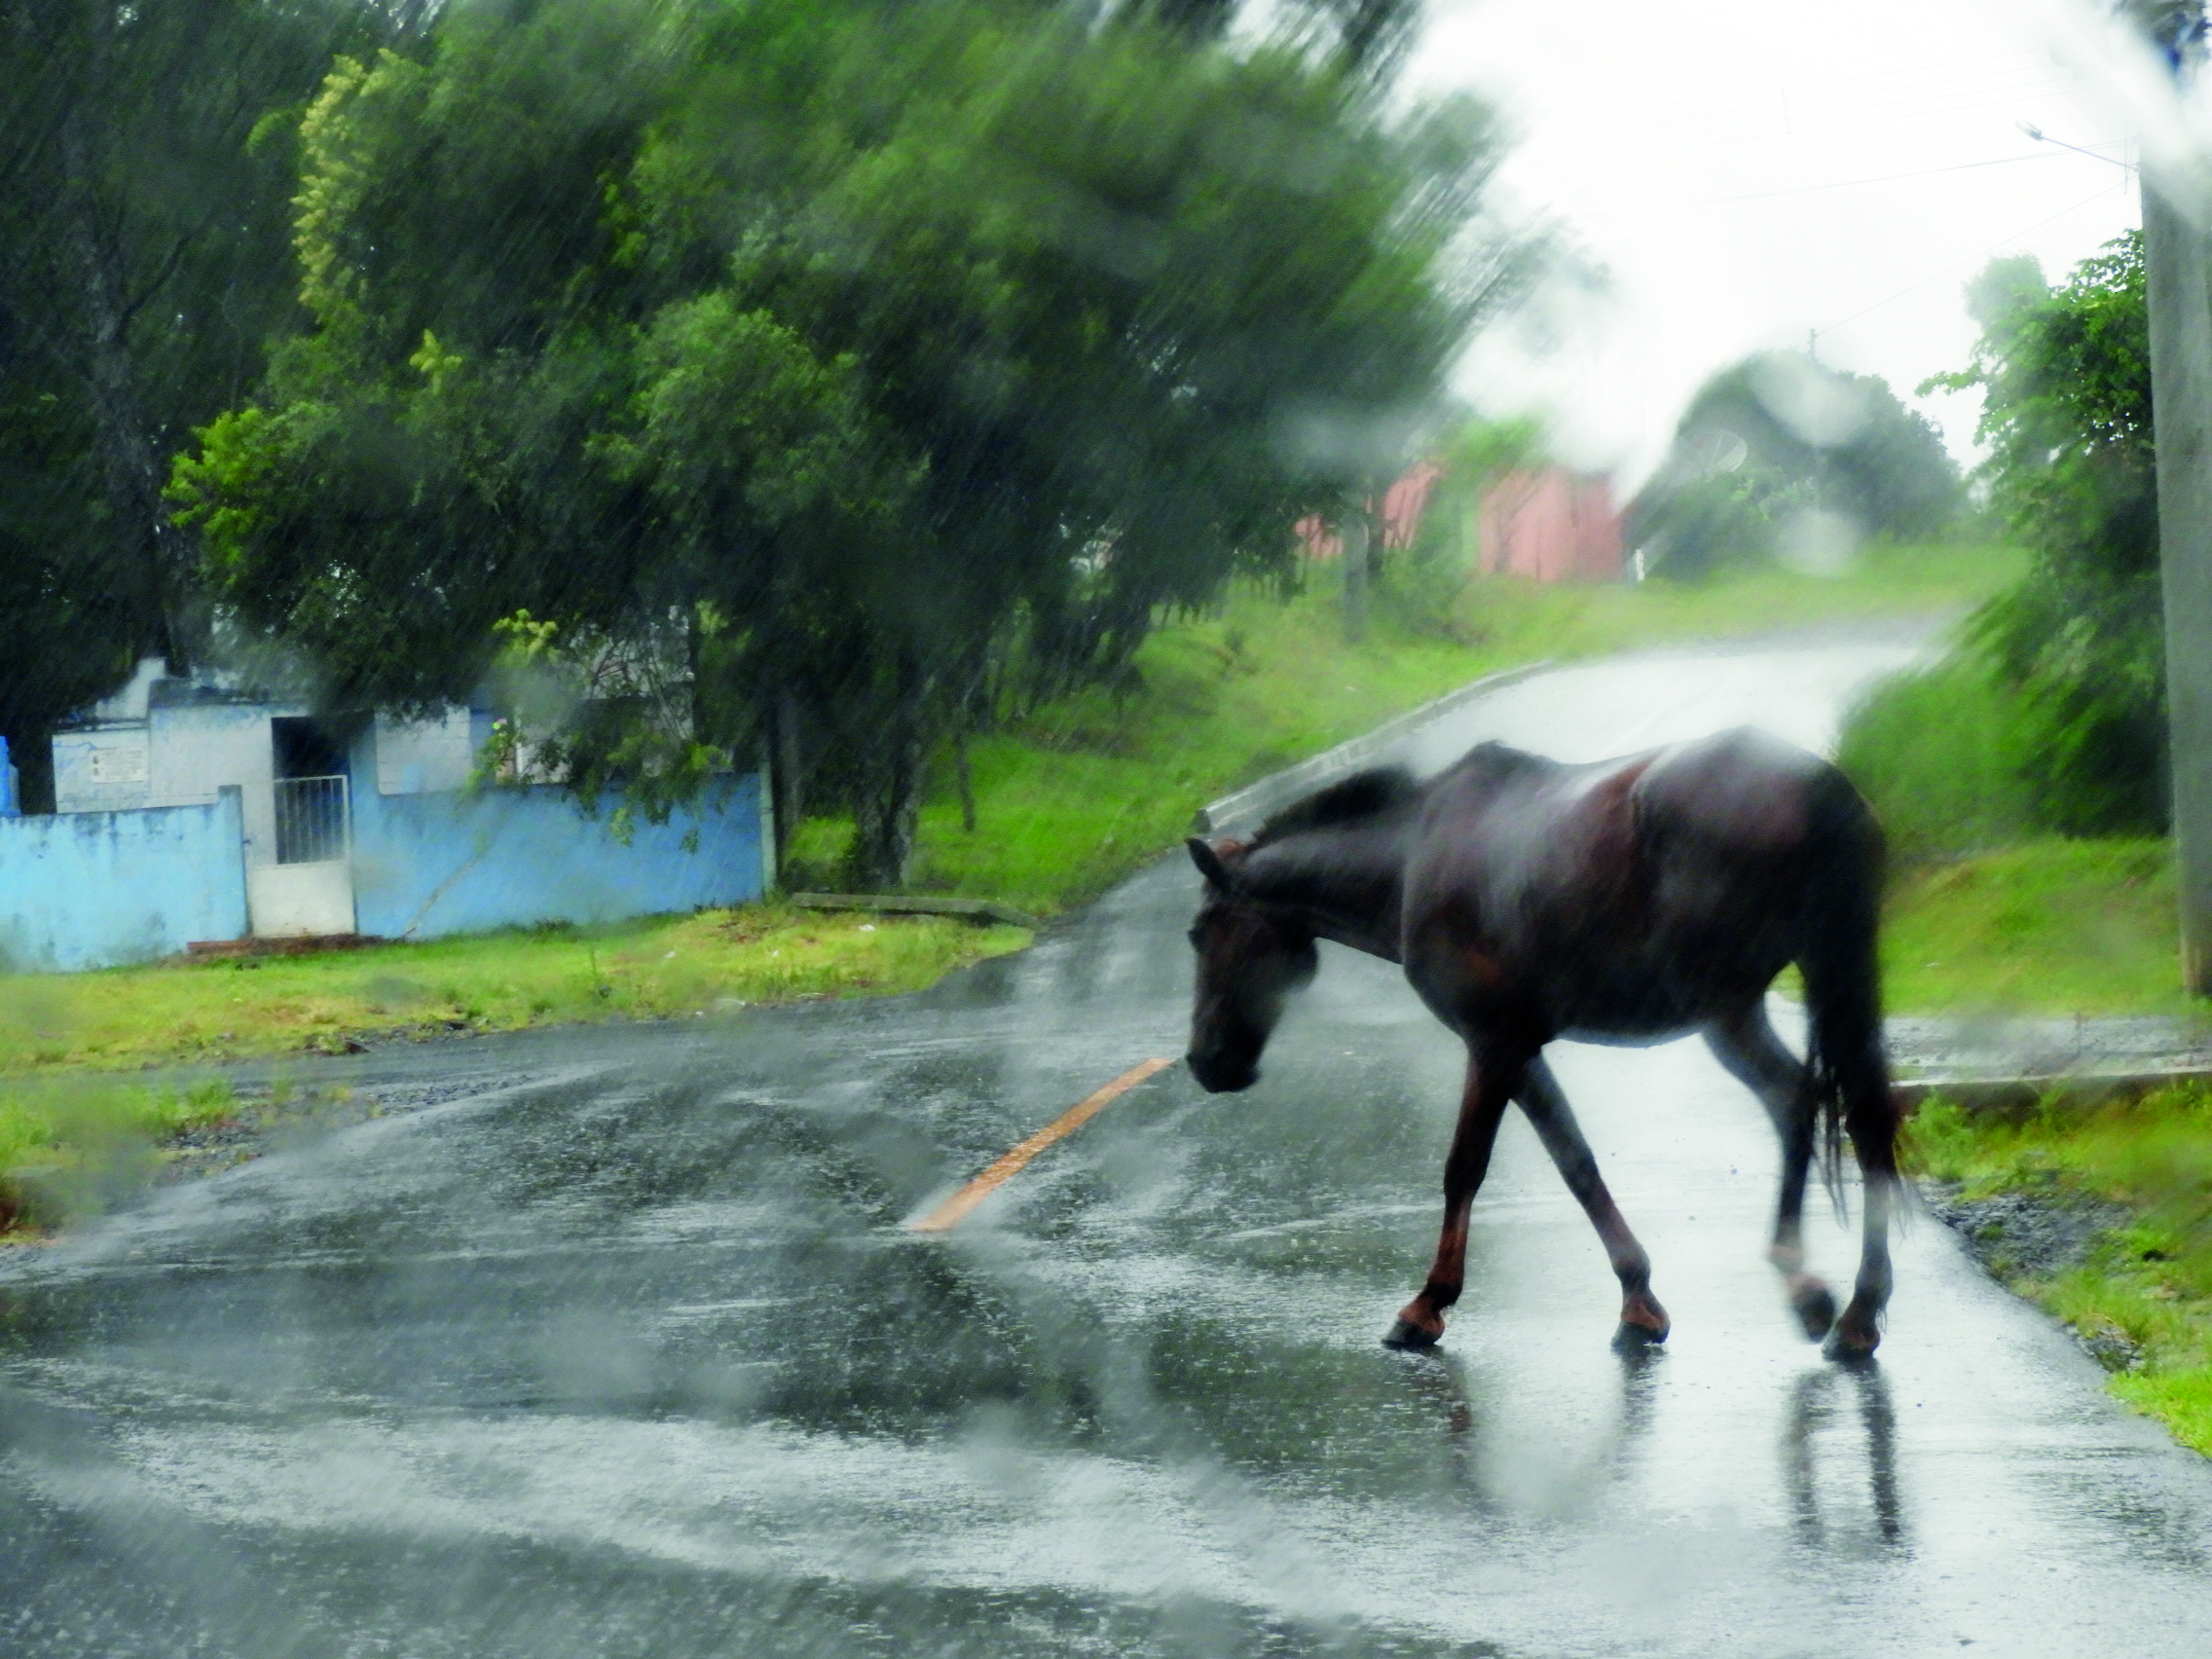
[{"x1": 1184, "y1": 836, "x2": 1317, "y2": 1093}]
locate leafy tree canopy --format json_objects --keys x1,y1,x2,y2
[
  {"x1": 0, "y1": 0, "x2": 397, "y2": 806},
  {"x1": 1626, "y1": 351, "x2": 1960, "y2": 579},
  {"x1": 168, "y1": 0, "x2": 1522, "y2": 881},
  {"x1": 1925, "y1": 232, "x2": 2163, "y2": 835}
]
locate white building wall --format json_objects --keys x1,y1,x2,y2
[
  {"x1": 52, "y1": 728, "x2": 154, "y2": 814},
  {"x1": 375, "y1": 709, "x2": 475, "y2": 795},
  {"x1": 146, "y1": 702, "x2": 288, "y2": 864},
  {"x1": 146, "y1": 702, "x2": 281, "y2": 807}
]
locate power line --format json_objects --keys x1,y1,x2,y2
[
  {"x1": 1640, "y1": 70, "x2": 2096, "y2": 151},
  {"x1": 1657, "y1": 88, "x2": 2091, "y2": 149},
  {"x1": 1641, "y1": 69, "x2": 2079, "y2": 143},
  {"x1": 1639, "y1": 54, "x2": 2061, "y2": 128},
  {"x1": 1814, "y1": 181, "x2": 2132, "y2": 343},
  {"x1": 1704, "y1": 145, "x2": 2113, "y2": 204}
]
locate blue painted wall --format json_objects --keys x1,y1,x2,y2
[
  {"x1": 0, "y1": 744, "x2": 764, "y2": 970},
  {"x1": 348, "y1": 761, "x2": 765, "y2": 940},
  {"x1": 0, "y1": 790, "x2": 247, "y2": 972}
]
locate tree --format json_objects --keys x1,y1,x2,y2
[
  {"x1": 171, "y1": 0, "x2": 1520, "y2": 885},
  {"x1": 1626, "y1": 352, "x2": 1960, "y2": 579},
  {"x1": 1926, "y1": 234, "x2": 2164, "y2": 835},
  {"x1": 0, "y1": 0, "x2": 393, "y2": 807}
]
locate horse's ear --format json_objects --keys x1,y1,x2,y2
[{"x1": 1187, "y1": 836, "x2": 1235, "y2": 891}]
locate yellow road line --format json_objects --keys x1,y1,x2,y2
[{"x1": 906, "y1": 1056, "x2": 1177, "y2": 1233}]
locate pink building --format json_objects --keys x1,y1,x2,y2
[
  {"x1": 1296, "y1": 461, "x2": 1445, "y2": 560},
  {"x1": 1298, "y1": 461, "x2": 1623, "y2": 585},
  {"x1": 1476, "y1": 468, "x2": 1624, "y2": 583}
]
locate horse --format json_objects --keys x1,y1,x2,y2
[{"x1": 1182, "y1": 725, "x2": 1899, "y2": 1358}]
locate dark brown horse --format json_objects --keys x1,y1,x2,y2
[{"x1": 1184, "y1": 726, "x2": 1899, "y2": 1357}]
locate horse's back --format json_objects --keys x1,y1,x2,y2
[
  {"x1": 1634, "y1": 726, "x2": 1875, "y2": 865},
  {"x1": 1400, "y1": 727, "x2": 1873, "y2": 1042}
]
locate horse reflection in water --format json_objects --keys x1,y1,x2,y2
[
  {"x1": 1785, "y1": 1365, "x2": 1904, "y2": 1551},
  {"x1": 1183, "y1": 728, "x2": 1900, "y2": 1356}
]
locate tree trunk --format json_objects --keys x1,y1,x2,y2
[
  {"x1": 953, "y1": 725, "x2": 976, "y2": 831},
  {"x1": 12, "y1": 724, "x2": 56, "y2": 816},
  {"x1": 55, "y1": 39, "x2": 189, "y2": 670},
  {"x1": 850, "y1": 655, "x2": 926, "y2": 889},
  {"x1": 1342, "y1": 488, "x2": 1372, "y2": 644},
  {"x1": 765, "y1": 686, "x2": 806, "y2": 873}
]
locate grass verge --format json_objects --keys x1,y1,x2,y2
[
  {"x1": 0, "y1": 904, "x2": 1027, "y2": 1075},
  {"x1": 1880, "y1": 838, "x2": 2191, "y2": 1017},
  {"x1": 1906, "y1": 1088, "x2": 2212, "y2": 1455}
]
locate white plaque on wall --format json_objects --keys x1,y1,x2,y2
[{"x1": 89, "y1": 745, "x2": 150, "y2": 784}]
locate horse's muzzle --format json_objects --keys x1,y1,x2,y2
[{"x1": 1187, "y1": 1048, "x2": 1258, "y2": 1093}]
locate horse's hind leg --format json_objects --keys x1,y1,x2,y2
[
  {"x1": 1705, "y1": 1007, "x2": 1837, "y2": 1342},
  {"x1": 1383, "y1": 1038, "x2": 1529, "y2": 1351},
  {"x1": 1516, "y1": 1056, "x2": 1669, "y2": 1345}
]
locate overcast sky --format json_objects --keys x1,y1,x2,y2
[{"x1": 1406, "y1": 0, "x2": 2150, "y2": 485}]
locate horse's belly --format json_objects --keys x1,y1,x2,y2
[
  {"x1": 1555, "y1": 1019, "x2": 1703, "y2": 1049},
  {"x1": 1545, "y1": 950, "x2": 1776, "y2": 1043}
]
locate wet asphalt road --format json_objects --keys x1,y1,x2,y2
[{"x1": 8, "y1": 634, "x2": 2212, "y2": 1658}]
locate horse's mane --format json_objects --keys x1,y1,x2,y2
[{"x1": 1251, "y1": 766, "x2": 1422, "y2": 847}]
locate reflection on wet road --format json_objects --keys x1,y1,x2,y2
[{"x1": 7, "y1": 636, "x2": 2212, "y2": 1657}]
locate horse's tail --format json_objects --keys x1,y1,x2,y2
[{"x1": 1795, "y1": 767, "x2": 1899, "y2": 1213}]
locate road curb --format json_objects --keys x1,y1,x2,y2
[
  {"x1": 1894, "y1": 1065, "x2": 2212, "y2": 1117},
  {"x1": 1194, "y1": 659, "x2": 1555, "y2": 834}
]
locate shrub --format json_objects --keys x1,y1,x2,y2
[{"x1": 1836, "y1": 654, "x2": 2037, "y2": 862}]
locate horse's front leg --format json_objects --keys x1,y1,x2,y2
[
  {"x1": 1706, "y1": 1009, "x2": 1837, "y2": 1341},
  {"x1": 1516, "y1": 1055, "x2": 1669, "y2": 1344},
  {"x1": 1382, "y1": 1038, "x2": 1530, "y2": 1351}
]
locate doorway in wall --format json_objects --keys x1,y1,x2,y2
[
  {"x1": 249, "y1": 715, "x2": 356, "y2": 937},
  {"x1": 271, "y1": 716, "x2": 346, "y2": 780}
]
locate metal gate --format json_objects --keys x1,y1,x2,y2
[
  {"x1": 247, "y1": 774, "x2": 356, "y2": 937},
  {"x1": 275, "y1": 774, "x2": 350, "y2": 865}
]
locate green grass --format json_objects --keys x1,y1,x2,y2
[
  {"x1": 0, "y1": 903, "x2": 1027, "y2": 1076},
  {"x1": 1881, "y1": 839, "x2": 2189, "y2": 1016},
  {"x1": 1838, "y1": 653, "x2": 2038, "y2": 863},
  {"x1": 0, "y1": 1075, "x2": 240, "y2": 1235},
  {"x1": 804, "y1": 539, "x2": 2025, "y2": 915},
  {"x1": 1906, "y1": 1088, "x2": 2212, "y2": 1455}
]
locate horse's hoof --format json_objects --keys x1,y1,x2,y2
[
  {"x1": 1619, "y1": 1291, "x2": 1670, "y2": 1346},
  {"x1": 1382, "y1": 1316, "x2": 1443, "y2": 1351},
  {"x1": 1825, "y1": 1311, "x2": 1882, "y2": 1363},
  {"x1": 1793, "y1": 1284, "x2": 1838, "y2": 1342},
  {"x1": 1611, "y1": 1319, "x2": 1668, "y2": 1349}
]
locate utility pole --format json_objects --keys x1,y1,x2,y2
[{"x1": 2140, "y1": 1, "x2": 2212, "y2": 992}]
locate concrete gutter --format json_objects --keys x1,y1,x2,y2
[
  {"x1": 1894, "y1": 1066, "x2": 2212, "y2": 1117},
  {"x1": 1193, "y1": 660, "x2": 1555, "y2": 835}
]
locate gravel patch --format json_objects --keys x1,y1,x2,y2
[
  {"x1": 1920, "y1": 1178, "x2": 2145, "y2": 1372},
  {"x1": 154, "y1": 1074, "x2": 535, "y2": 1185}
]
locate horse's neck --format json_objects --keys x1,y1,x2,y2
[{"x1": 1244, "y1": 828, "x2": 1407, "y2": 961}]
